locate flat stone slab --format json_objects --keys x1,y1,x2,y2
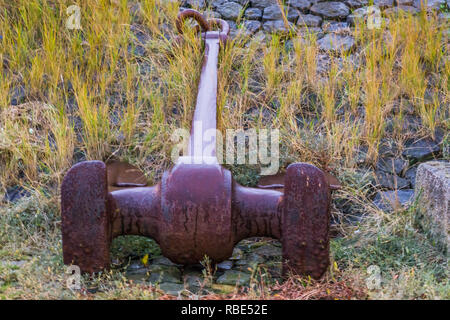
[
  {"x1": 297, "y1": 13, "x2": 323, "y2": 27},
  {"x1": 253, "y1": 243, "x2": 282, "y2": 259},
  {"x1": 216, "y1": 270, "x2": 252, "y2": 286},
  {"x1": 414, "y1": 161, "x2": 450, "y2": 253},
  {"x1": 402, "y1": 138, "x2": 441, "y2": 162},
  {"x1": 148, "y1": 264, "x2": 182, "y2": 284},
  {"x1": 262, "y1": 20, "x2": 293, "y2": 33},
  {"x1": 373, "y1": 189, "x2": 414, "y2": 211},
  {"x1": 310, "y1": 2, "x2": 350, "y2": 19},
  {"x1": 158, "y1": 282, "x2": 186, "y2": 296},
  {"x1": 216, "y1": 2, "x2": 243, "y2": 20},
  {"x1": 317, "y1": 34, "x2": 355, "y2": 52}
]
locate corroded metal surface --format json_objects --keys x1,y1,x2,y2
[
  {"x1": 159, "y1": 162, "x2": 233, "y2": 263},
  {"x1": 282, "y1": 163, "x2": 331, "y2": 279},
  {"x1": 61, "y1": 10, "x2": 334, "y2": 280},
  {"x1": 176, "y1": 9, "x2": 210, "y2": 35},
  {"x1": 61, "y1": 161, "x2": 110, "y2": 273}
]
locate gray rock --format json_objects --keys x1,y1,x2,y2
[
  {"x1": 245, "y1": 7, "x2": 263, "y2": 20},
  {"x1": 216, "y1": 270, "x2": 252, "y2": 285},
  {"x1": 204, "y1": 10, "x2": 222, "y2": 19},
  {"x1": 263, "y1": 5, "x2": 299, "y2": 21},
  {"x1": 127, "y1": 260, "x2": 146, "y2": 272},
  {"x1": 287, "y1": 0, "x2": 312, "y2": 11},
  {"x1": 396, "y1": 0, "x2": 414, "y2": 5},
  {"x1": 129, "y1": 41, "x2": 146, "y2": 57},
  {"x1": 263, "y1": 20, "x2": 293, "y2": 33},
  {"x1": 297, "y1": 13, "x2": 323, "y2": 27},
  {"x1": 152, "y1": 256, "x2": 182, "y2": 267},
  {"x1": 373, "y1": 0, "x2": 394, "y2": 8},
  {"x1": 263, "y1": 4, "x2": 283, "y2": 20},
  {"x1": 379, "y1": 140, "x2": 399, "y2": 157},
  {"x1": 3, "y1": 186, "x2": 31, "y2": 203},
  {"x1": 183, "y1": 271, "x2": 205, "y2": 288},
  {"x1": 405, "y1": 166, "x2": 417, "y2": 188},
  {"x1": 126, "y1": 260, "x2": 149, "y2": 282},
  {"x1": 226, "y1": 20, "x2": 238, "y2": 31},
  {"x1": 297, "y1": 27, "x2": 324, "y2": 38},
  {"x1": 227, "y1": 20, "x2": 240, "y2": 37},
  {"x1": 126, "y1": 272, "x2": 149, "y2": 283},
  {"x1": 246, "y1": 252, "x2": 266, "y2": 265},
  {"x1": 287, "y1": 9, "x2": 301, "y2": 22},
  {"x1": 345, "y1": 0, "x2": 369, "y2": 8},
  {"x1": 347, "y1": 6, "x2": 371, "y2": 25},
  {"x1": 229, "y1": 247, "x2": 243, "y2": 260},
  {"x1": 414, "y1": 161, "x2": 450, "y2": 253},
  {"x1": 252, "y1": 30, "x2": 267, "y2": 42},
  {"x1": 374, "y1": 189, "x2": 415, "y2": 211},
  {"x1": 251, "y1": 0, "x2": 278, "y2": 9},
  {"x1": 317, "y1": 33, "x2": 355, "y2": 52},
  {"x1": 346, "y1": 6, "x2": 383, "y2": 26},
  {"x1": 322, "y1": 21, "x2": 350, "y2": 32},
  {"x1": 376, "y1": 171, "x2": 410, "y2": 189},
  {"x1": 217, "y1": 260, "x2": 234, "y2": 270},
  {"x1": 158, "y1": 282, "x2": 186, "y2": 295},
  {"x1": 413, "y1": 0, "x2": 445, "y2": 10},
  {"x1": 216, "y1": 2, "x2": 243, "y2": 20},
  {"x1": 148, "y1": 264, "x2": 182, "y2": 284},
  {"x1": 402, "y1": 138, "x2": 440, "y2": 162},
  {"x1": 315, "y1": 53, "x2": 332, "y2": 72},
  {"x1": 384, "y1": 5, "x2": 420, "y2": 15},
  {"x1": 243, "y1": 20, "x2": 262, "y2": 34},
  {"x1": 376, "y1": 157, "x2": 409, "y2": 176},
  {"x1": 235, "y1": 252, "x2": 265, "y2": 268},
  {"x1": 253, "y1": 243, "x2": 282, "y2": 259},
  {"x1": 10, "y1": 86, "x2": 26, "y2": 105},
  {"x1": 210, "y1": 0, "x2": 227, "y2": 9},
  {"x1": 310, "y1": 2, "x2": 350, "y2": 19},
  {"x1": 183, "y1": 0, "x2": 207, "y2": 9},
  {"x1": 399, "y1": 114, "x2": 423, "y2": 132}
]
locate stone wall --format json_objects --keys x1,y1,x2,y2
[{"x1": 180, "y1": 0, "x2": 449, "y2": 38}]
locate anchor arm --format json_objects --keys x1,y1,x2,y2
[
  {"x1": 109, "y1": 186, "x2": 162, "y2": 241},
  {"x1": 232, "y1": 183, "x2": 283, "y2": 242}
]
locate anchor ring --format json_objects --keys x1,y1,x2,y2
[{"x1": 176, "y1": 9, "x2": 210, "y2": 35}]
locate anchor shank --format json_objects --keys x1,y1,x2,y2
[{"x1": 188, "y1": 32, "x2": 221, "y2": 159}]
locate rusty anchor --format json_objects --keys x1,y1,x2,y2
[{"x1": 61, "y1": 10, "x2": 335, "y2": 279}]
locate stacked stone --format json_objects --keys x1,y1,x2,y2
[
  {"x1": 373, "y1": 137, "x2": 443, "y2": 212},
  {"x1": 180, "y1": 0, "x2": 449, "y2": 51}
]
